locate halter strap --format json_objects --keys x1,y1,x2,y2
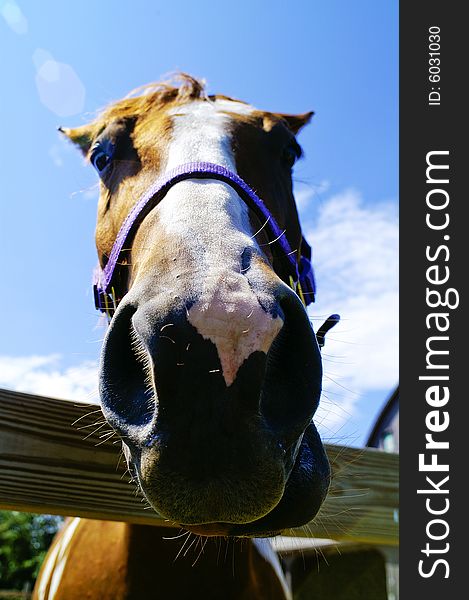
[{"x1": 93, "y1": 162, "x2": 316, "y2": 317}]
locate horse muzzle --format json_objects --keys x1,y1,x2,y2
[{"x1": 98, "y1": 264, "x2": 328, "y2": 532}]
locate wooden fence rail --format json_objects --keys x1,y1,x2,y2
[{"x1": 0, "y1": 388, "x2": 398, "y2": 546}]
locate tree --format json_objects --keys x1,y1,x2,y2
[{"x1": 0, "y1": 511, "x2": 62, "y2": 590}]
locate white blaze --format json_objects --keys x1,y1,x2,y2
[
  {"x1": 159, "y1": 100, "x2": 283, "y2": 386},
  {"x1": 165, "y1": 100, "x2": 242, "y2": 171}
]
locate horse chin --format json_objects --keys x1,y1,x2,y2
[{"x1": 181, "y1": 424, "x2": 330, "y2": 539}]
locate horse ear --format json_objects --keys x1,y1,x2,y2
[
  {"x1": 279, "y1": 111, "x2": 314, "y2": 134},
  {"x1": 58, "y1": 124, "x2": 94, "y2": 155}
]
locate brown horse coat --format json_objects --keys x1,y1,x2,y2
[{"x1": 33, "y1": 518, "x2": 291, "y2": 599}]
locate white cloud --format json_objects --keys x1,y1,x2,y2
[
  {"x1": 0, "y1": 354, "x2": 99, "y2": 403},
  {"x1": 301, "y1": 189, "x2": 398, "y2": 438},
  {"x1": 1, "y1": 1, "x2": 28, "y2": 34}
]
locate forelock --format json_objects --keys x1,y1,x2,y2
[{"x1": 96, "y1": 74, "x2": 252, "y2": 125}]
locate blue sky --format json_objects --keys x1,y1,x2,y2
[{"x1": 0, "y1": 0, "x2": 398, "y2": 446}]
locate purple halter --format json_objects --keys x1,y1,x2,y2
[{"x1": 93, "y1": 162, "x2": 316, "y2": 318}]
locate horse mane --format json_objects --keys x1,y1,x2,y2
[{"x1": 99, "y1": 73, "x2": 246, "y2": 123}]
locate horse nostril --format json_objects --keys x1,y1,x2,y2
[
  {"x1": 99, "y1": 304, "x2": 156, "y2": 432},
  {"x1": 241, "y1": 247, "x2": 253, "y2": 273},
  {"x1": 260, "y1": 289, "x2": 322, "y2": 437}
]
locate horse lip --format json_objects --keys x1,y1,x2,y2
[
  {"x1": 221, "y1": 425, "x2": 330, "y2": 537},
  {"x1": 183, "y1": 523, "x2": 232, "y2": 537},
  {"x1": 125, "y1": 423, "x2": 326, "y2": 538},
  {"x1": 183, "y1": 522, "x2": 280, "y2": 538},
  {"x1": 176, "y1": 436, "x2": 318, "y2": 538}
]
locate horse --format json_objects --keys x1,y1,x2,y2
[{"x1": 33, "y1": 74, "x2": 331, "y2": 599}]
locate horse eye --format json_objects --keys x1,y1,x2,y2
[
  {"x1": 93, "y1": 151, "x2": 111, "y2": 173},
  {"x1": 90, "y1": 141, "x2": 115, "y2": 176}
]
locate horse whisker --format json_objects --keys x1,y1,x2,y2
[
  {"x1": 250, "y1": 215, "x2": 271, "y2": 240},
  {"x1": 82, "y1": 422, "x2": 108, "y2": 440},
  {"x1": 76, "y1": 419, "x2": 106, "y2": 431},
  {"x1": 259, "y1": 229, "x2": 286, "y2": 247},
  {"x1": 71, "y1": 408, "x2": 102, "y2": 426},
  {"x1": 174, "y1": 532, "x2": 193, "y2": 562},
  {"x1": 163, "y1": 530, "x2": 191, "y2": 541}
]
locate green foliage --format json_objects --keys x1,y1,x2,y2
[{"x1": 0, "y1": 511, "x2": 62, "y2": 590}]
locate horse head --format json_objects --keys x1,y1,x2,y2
[{"x1": 62, "y1": 75, "x2": 330, "y2": 537}]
